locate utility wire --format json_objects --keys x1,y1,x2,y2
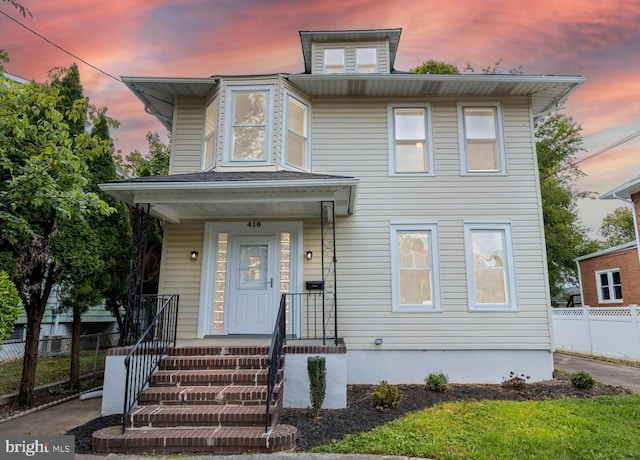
[{"x1": 0, "y1": 8, "x2": 122, "y2": 83}]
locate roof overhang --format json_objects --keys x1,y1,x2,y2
[
  {"x1": 575, "y1": 240, "x2": 637, "y2": 262},
  {"x1": 100, "y1": 173, "x2": 359, "y2": 224},
  {"x1": 286, "y1": 73, "x2": 585, "y2": 118},
  {"x1": 600, "y1": 175, "x2": 640, "y2": 202},
  {"x1": 299, "y1": 28, "x2": 402, "y2": 74}
]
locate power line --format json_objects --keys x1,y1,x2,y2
[{"x1": 0, "y1": 8, "x2": 122, "y2": 83}]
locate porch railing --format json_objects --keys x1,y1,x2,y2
[
  {"x1": 265, "y1": 293, "x2": 287, "y2": 433},
  {"x1": 121, "y1": 294, "x2": 179, "y2": 434},
  {"x1": 286, "y1": 292, "x2": 338, "y2": 345}
]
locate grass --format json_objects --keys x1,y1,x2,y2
[
  {"x1": 0, "y1": 350, "x2": 106, "y2": 395},
  {"x1": 312, "y1": 395, "x2": 640, "y2": 460}
]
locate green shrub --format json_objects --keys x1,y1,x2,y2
[
  {"x1": 501, "y1": 371, "x2": 530, "y2": 391},
  {"x1": 0, "y1": 271, "x2": 22, "y2": 345},
  {"x1": 307, "y1": 356, "x2": 326, "y2": 417},
  {"x1": 370, "y1": 380, "x2": 402, "y2": 411},
  {"x1": 425, "y1": 372, "x2": 450, "y2": 392},
  {"x1": 571, "y1": 371, "x2": 595, "y2": 390}
]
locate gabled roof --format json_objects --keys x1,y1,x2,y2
[
  {"x1": 600, "y1": 175, "x2": 640, "y2": 201},
  {"x1": 299, "y1": 28, "x2": 402, "y2": 73},
  {"x1": 100, "y1": 170, "x2": 359, "y2": 222},
  {"x1": 575, "y1": 240, "x2": 637, "y2": 262}
]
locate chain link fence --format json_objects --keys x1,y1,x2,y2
[{"x1": 0, "y1": 332, "x2": 119, "y2": 396}]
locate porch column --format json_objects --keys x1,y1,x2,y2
[{"x1": 321, "y1": 201, "x2": 338, "y2": 345}]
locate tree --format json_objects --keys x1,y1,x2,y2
[
  {"x1": 411, "y1": 60, "x2": 460, "y2": 75},
  {"x1": 0, "y1": 1, "x2": 30, "y2": 73},
  {"x1": 600, "y1": 207, "x2": 636, "y2": 247},
  {"x1": 0, "y1": 270, "x2": 22, "y2": 345},
  {"x1": 0, "y1": 67, "x2": 112, "y2": 406},
  {"x1": 536, "y1": 113, "x2": 600, "y2": 296}
]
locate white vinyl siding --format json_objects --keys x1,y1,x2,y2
[
  {"x1": 169, "y1": 98, "x2": 205, "y2": 174},
  {"x1": 390, "y1": 222, "x2": 441, "y2": 311},
  {"x1": 596, "y1": 269, "x2": 622, "y2": 303},
  {"x1": 312, "y1": 41, "x2": 390, "y2": 74},
  {"x1": 387, "y1": 104, "x2": 433, "y2": 175},
  {"x1": 458, "y1": 103, "x2": 506, "y2": 174},
  {"x1": 464, "y1": 221, "x2": 517, "y2": 310}
]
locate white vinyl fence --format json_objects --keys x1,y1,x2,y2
[{"x1": 551, "y1": 306, "x2": 640, "y2": 361}]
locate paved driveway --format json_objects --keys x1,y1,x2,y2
[{"x1": 554, "y1": 352, "x2": 640, "y2": 393}]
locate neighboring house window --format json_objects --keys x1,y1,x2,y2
[
  {"x1": 324, "y1": 48, "x2": 345, "y2": 74},
  {"x1": 225, "y1": 87, "x2": 272, "y2": 164},
  {"x1": 596, "y1": 269, "x2": 622, "y2": 303},
  {"x1": 203, "y1": 96, "x2": 217, "y2": 170},
  {"x1": 388, "y1": 104, "x2": 433, "y2": 175},
  {"x1": 356, "y1": 47, "x2": 377, "y2": 73},
  {"x1": 464, "y1": 222, "x2": 517, "y2": 310},
  {"x1": 284, "y1": 94, "x2": 310, "y2": 170},
  {"x1": 458, "y1": 103, "x2": 505, "y2": 174},
  {"x1": 390, "y1": 222, "x2": 441, "y2": 311}
]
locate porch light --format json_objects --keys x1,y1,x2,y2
[
  {"x1": 190, "y1": 251, "x2": 199, "y2": 261},
  {"x1": 305, "y1": 251, "x2": 313, "y2": 261}
]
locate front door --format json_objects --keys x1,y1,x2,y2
[{"x1": 227, "y1": 235, "x2": 279, "y2": 334}]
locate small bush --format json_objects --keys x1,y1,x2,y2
[
  {"x1": 370, "y1": 380, "x2": 402, "y2": 411},
  {"x1": 501, "y1": 371, "x2": 530, "y2": 391},
  {"x1": 571, "y1": 371, "x2": 595, "y2": 390},
  {"x1": 425, "y1": 372, "x2": 450, "y2": 392},
  {"x1": 307, "y1": 356, "x2": 326, "y2": 417}
]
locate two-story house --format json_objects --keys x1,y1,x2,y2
[{"x1": 94, "y1": 28, "x2": 585, "y2": 454}]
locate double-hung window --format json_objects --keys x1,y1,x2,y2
[
  {"x1": 356, "y1": 47, "x2": 377, "y2": 73},
  {"x1": 388, "y1": 104, "x2": 433, "y2": 175},
  {"x1": 596, "y1": 269, "x2": 622, "y2": 303},
  {"x1": 324, "y1": 48, "x2": 345, "y2": 74},
  {"x1": 390, "y1": 222, "x2": 441, "y2": 311},
  {"x1": 458, "y1": 103, "x2": 505, "y2": 174},
  {"x1": 284, "y1": 94, "x2": 310, "y2": 170},
  {"x1": 202, "y1": 96, "x2": 218, "y2": 170},
  {"x1": 225, "y1": 87, "x2": 272, "y2": 164},
  {"x1": 464, "y1": 222, "x2": 517, "y2": 310}
]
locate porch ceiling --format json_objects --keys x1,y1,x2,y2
[{"x1": 100, "y1": 171, "x2": 358, "y2": 223}]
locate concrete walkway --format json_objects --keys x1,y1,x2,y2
[
  {"x1": 553, "y1": 352, "x2": 640, "y2": 393},
  {"x1": 0, "y1": 352, "x2": 637, "y2": 460}
]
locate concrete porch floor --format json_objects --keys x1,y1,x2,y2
[{"x1": 174, "y1": 337, "x2": 339, "y2": 348}]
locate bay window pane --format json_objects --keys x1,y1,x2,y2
[
  {"x1": 287, "y1": 132, "x2": 306, "y2": 169},
  {"x1": 232, "y1": 126, "x2": 265, "y2": 160},
  {"x1": 234, "y1": 92, "x2": 266, "y2": 125}
]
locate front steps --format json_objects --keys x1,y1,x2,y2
[{"x1": 93, "y1": 345, "x2": 297, "y2": 454}]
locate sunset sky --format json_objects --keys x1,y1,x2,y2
[{"x1": 2, "y1": 0, "x2": 639, "y2": 236}]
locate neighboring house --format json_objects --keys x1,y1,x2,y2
[
  {"x1": 576, "y1": 175, "x2": 640, "y2": 307},
  {"x1": 101, "y1": 28, "x2": 585, "y2": 385},
  {"x1": 95, "y1": 27, "x2": 589, "y2": 455}
]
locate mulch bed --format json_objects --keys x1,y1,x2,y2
[{"x1": 40, "y1": 375, "x2": 628, "y2": 453}]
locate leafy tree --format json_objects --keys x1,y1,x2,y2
[
  {"x1": 0, "y1": 1, "x2": 30, "y2": 73},
  {"x1": 0, "y1": 67, "x2": 112, "y2": 406},
  {"x1": 411, "y1": 60, "x2": 460, "y2": 75},
  {"x1": 600, "y1": 207, "x2": 636, "y2": 247},
  {"x1": 536, "y1": 113, "x2": 600, "y2": 296},
  {"x1": 0, "y1": 270, "x2": 22, "y2": 345}
]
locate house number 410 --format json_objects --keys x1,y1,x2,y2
[{"x1": 247, "y1": 221, "x2": 262, "y2": 228}]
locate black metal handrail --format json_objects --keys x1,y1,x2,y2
[
  {"x1": 265, "y1": 293, "x2": 287, "y2": 433},
  {"x1": 121, "y1": 294, "x2": 179, "y2": 434},
  {"x1": 285, "y1": 292, "x2": 338, "y2": 344}
]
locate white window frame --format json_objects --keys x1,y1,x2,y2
[
  {"x1": 464, "y1": 221, "x2": 517, "y2": 311},
  {"x1": 282, "y1": 92, "x2": 311, "y2": 171},
  {"x1": 323, "y1": 48, "x2": 345, "y2": 74},
  {"x1": 390, "y1": 221, "x2": 441, "y2": 312},
  {"x1": 202, "y1": 95, "x2": 218, "y2": 170},
  {"x1": 387, "y1": 103, "x2": 434, "y2": 176},
  {"x1": 356, "y1": 47, "x2": 377, "y2": 73},
  {"x1": 595, "y1": 268, "x2": 623, "y2": 303},
  {"x1": 223, "y1": 85, "x2": 274, "y2": 165},
  {"x1": 457, "y1": 102, "x2": 506, "y2": 175}
]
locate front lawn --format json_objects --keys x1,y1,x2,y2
[{"x1": 312, "y1": 395, "x2": 640, "y2": 460}]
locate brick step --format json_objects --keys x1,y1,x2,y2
[
  {"x1": 166, "y1": 345, "x2": 270, "y2": 357},
  {"x1": 128, "y1": 403, "x2": 279, "y2": 428},
  {"x1": 159, "y1": 355, "x2": 269, "y2": 371},
  {"x1": 93, "y1": 424, "x2": 297, "y2": 454},
  {"x1": 138, "y1": 384, "x2": 279, "y2": 406},
  {"x1": 150, "y1": 369, "x2": 273, "y2": 387}
]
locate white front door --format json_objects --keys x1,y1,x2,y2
[{"x1": 227, "y1": 235, "x2": 279, "y2": 334}]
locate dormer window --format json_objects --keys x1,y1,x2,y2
[
  {"x1": 224, "y1": 86, "x2": 273, "y2": 164},
  {"x1": 356, "y1": 48, "x2": 377, "y2": 73},
  {"x1": 324, "y1": 48, "x2": 345, "y2": 74}
]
